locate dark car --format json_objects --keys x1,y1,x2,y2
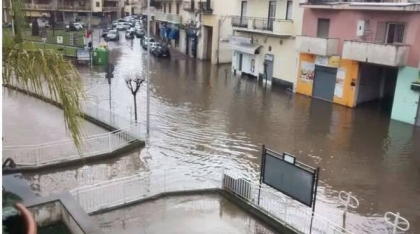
[
  {"x1": 135, "y1": 29, "x2": 145, "y2": 38},
  {"x1": 105, "y1": 30, "x2": 119, "y2": 41},
  {"x1": 125, "y1": 31, "x2": 134, "y2": 39},
  {"x1": 3, "y1": 22, "x2": 12, "y2": 28},
  {"x1": 152, "y1": 45, "x2": 171, "y2": 58}
]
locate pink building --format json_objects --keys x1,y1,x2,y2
[{"x1": 295, "y1": 1, "x2": 420, "y2": 126}]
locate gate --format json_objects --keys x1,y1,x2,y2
[{"x1": 312, "y1": 65, "x2": 337, "y2": 102}]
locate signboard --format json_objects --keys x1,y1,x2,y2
[
  {"x1": 315, "y1": 55, "x2": 329, "y2": 66},
  {"x1": 229, "y1": 35, "x2": 252, "y2": 44},
  {"x1": 300, "y1": 61, "x2": 315, "y2": 83},
  {"x1": 261, "y1": 146, "x2": 319, "y2": 207},
  {"x1": 76, "y1": 49, "x2": 90, "y2": 61},
  {"x1": 56, "y1": 36, "x2": 63, "y2": 44},
  {"x1": 328, "y1": 56, "x2": 341, "y2": 68}
]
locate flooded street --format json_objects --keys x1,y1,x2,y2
[
  {"x1": 94, "y1": 194, "x2": 275, "y2": 234},
  {"x1": 23, "y1": 31, "x2": 420, "y2": 233}
]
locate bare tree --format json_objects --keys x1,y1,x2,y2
[{"x1": 125, "y1": 73, "x2": 145, "y2": 123}]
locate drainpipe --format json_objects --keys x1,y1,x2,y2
[{"x1": 217, "y1": 18, "x2": 221, "y2": 65}]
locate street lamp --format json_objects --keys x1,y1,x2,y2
[{"x1": 146, "y1": 0, "x2": 151, "y2": 134}]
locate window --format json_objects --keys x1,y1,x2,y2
[
  {"x1": 240, "y1": 1, "x2": 247, "y2": 25},
  {"x1": 268, "y1": 1, "x2": 276, "y2": 31},
  {"x1": 163, "y1": 3, "x2": 166, "y2": 13},
  {"x1": 176, "y1": 3, "x2": 180, "y2": 14},
  {"x1": 169, "y1": 3, "x2": 172, "y2": 13},
  {"x1": 317, "y1": 19, "x2": 330, "y2": 38},
  {"x1": 286, "y1": 0, "x2": 293, "y2": 20},
  {"x1": 375, "y1": 22, "x2": 405, "y2": 44},
  {"x1": 386, "y1": 22, "x2": 405, "y2": 44},
  {"x1": 96, "y1": 1, "x2": 100, "y2": 7}
]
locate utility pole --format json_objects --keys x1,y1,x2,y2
[{"x1": 146, "y1": 0, "x2": 151, "y2": 134}]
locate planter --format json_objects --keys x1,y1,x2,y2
[{"x1": 411, "y1": 82, "x2": 420, "y2": 91}]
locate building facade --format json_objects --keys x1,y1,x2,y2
[
  {"x1": 2, "y1": 0, "x2": 123, "y2": 26},
  {"x1": 145, "y1": 0, "x2": 233, "y2": 64},
  {"x1": 295, "y1": 1, "x2": 420, "y2": 126},
  {"x1": 229, "y1": 0, "x2": 303, "y2": 87}
]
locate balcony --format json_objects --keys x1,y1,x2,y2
[
  {"x1": 198, "y1": 1, "x2": 213, "y2": 14},
  {"x1": 23, "y1": 3, "x2": 53, "y2": 10},
  {"x1": 103, "y1": 6, "x2": 119, "y2": 11},
  {"x1": 295, "y1": 36, "x2": 339, "y2": 56},
  {"x1": 231, "y1": 16, "x2": 294, "y2": 37},
  {"x1": 342, "y1": 40, "x2": 409, "y2": 67},
  {"x1": 58, "y1": 5, "x2": 90, "y2": 11},
  {"x1": 301, "y1": 0, "x2": 420, "y2": 11},
  {"x1": 165, "y1": 13, "x2": 182, "y2": 24},
  {"x1": 183, "y1": 1, "x2": 195, "y2": 12}
]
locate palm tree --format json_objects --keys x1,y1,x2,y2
[{"x1": 2, "y1": 0, "x2": 85, "y2": 147}]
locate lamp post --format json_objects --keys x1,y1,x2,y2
[{"x1": 146, "y1": 0, "x2": 151, "y2": 134}]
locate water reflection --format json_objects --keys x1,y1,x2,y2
[{"x1": 23, "y1": 33, "x2": 420, "y2": 233}]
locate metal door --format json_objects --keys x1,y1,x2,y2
[
  {"x1": 416, "y1": 96, "x2": 420, "y2": 126},
  {"x1": 312, "y1": 65, "x2": 337, "y2": 102},
  {"x1": 239, "y1": 53, "x2": 243, "y2": 71},
  {"x1": 264, "y1": 54, "x2": 274, "y2": 82}
]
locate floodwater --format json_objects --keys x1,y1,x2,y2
[
  {"x1": 94, "y1": 194, "x2": 275, "y2": 234},
  {"x1": 22, "y1": 31, "x2": 420, "y2": 233},
  {"x1": 2, "y1": 89, "x2": 109, "y2": 145}
]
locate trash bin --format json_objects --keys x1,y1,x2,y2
[{"x1": 92, "y1": 47, "x2": 108, "y2": 65}]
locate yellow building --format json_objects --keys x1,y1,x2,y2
[{"x1": 229, "y1": 0, "x2": 303, "y2": 88}]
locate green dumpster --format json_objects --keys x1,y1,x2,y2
[{"x1": 92, "y1": 47, "x2": 108, "y2": 65}]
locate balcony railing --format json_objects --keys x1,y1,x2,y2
[
  {"x1": 342, "y1": 40, "x2": 409, "y2": 67},
  {"x1": 198, "y1": 1, "x2": 213, "y2": 14},
  {"x1": 23, "y1": 3, "x2": 53, "y2": 10},
  {"x1": 231, "y1": 16, "x2": 294, "y2": 36},
  {"x1": 103, "y1": 6, "x2": 119, "y2": 11},
  {"x1": 231, "y1": 16, "x2": 248, "y2": 28},
  {"x1": 58, "y1": 5, "x2": 90, "y2": 11},
  {"x1": 296, "y1": 36, "x2": 339, "y2": 56}
]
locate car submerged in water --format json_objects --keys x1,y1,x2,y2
[
  {"x1": 151, "y1": 45, "x2": 171, "y2": 58},
  {"x1": 105, "y1": 30, "x2": 119, "y2": 41}
]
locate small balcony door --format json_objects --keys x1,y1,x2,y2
[
  {"x1": 267, "y1": 1, "x2": 276, "y2": 31},
  {"x1": 240, "y1": 1, "x2": 247, "y2": 26}
]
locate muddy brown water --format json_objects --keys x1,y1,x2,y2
[{"x1": 22, "y1": 31, "x2": 420, "y2": 233}]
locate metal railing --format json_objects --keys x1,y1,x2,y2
[
  {"x1": 253, "y1": 18, "x2": 275, "y2": 31},
  {"x1": 231, "y1": 16, "x2": 248, "y2": 28},
  {"x1": 3, "y1": 125, "x2": 140, "y2": 167},
  {"x1": 70, "y1": 168, "x2": 353, "y2": 234},
  {"x1": 23, "y1": 3, "x2": 53, "y2": 10}
]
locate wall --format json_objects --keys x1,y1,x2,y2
[
  {"x1": 91, "y1": 0, "x2": 102, "y2": 12},
  {"x1": 296, "y1": 53, "x2": 359, "y2": 107},
  {"x1": 391, "y1": 66, "x2": 420, "y2": 125},
  {"x1": 302, "y1": 9, "x2": 420, "y2": 67}
]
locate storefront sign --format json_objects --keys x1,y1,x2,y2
[
  {"x1": 328, "y1": 56, "x2": 341, "y2": 68},
  {"x1": 300, "y1": 62, "x2": 315, "y2": 83},
  {"x1": 315, "y1": 56, "x2": 329, "y2": 66},
  {"x1": 229, "y1": 35, "x2": 252, "y2": 44},
  {"x1": 334, "y1": 68, "x2": 346, "y2": 98},
  {"x1": 265, "y1": 54, "x2": 274, "y2": 61}
]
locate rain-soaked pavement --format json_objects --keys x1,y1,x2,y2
[
  {"x1": 21, "y1": 30, "x2": 420, "y2": 233},
  {"x1": 94, "y1": 194, "x2": 275, "y2": 234},
  {"x1": 2, "y1": 89, "x2": 109, "y2": 145}
]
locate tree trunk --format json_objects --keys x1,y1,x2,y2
[{"x1": 133, "y1": 94, "x2": 137, "y2": 123}]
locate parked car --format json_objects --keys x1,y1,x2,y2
[
  {"x1": 102, "y1": 27, "x2": 113, "y2": 38},
  {"x1": 141, "y1": 37, "x2": 156, "y2": 50},
  {"x1": 123, "y1": 23, "x2": 131, "y2": 30},
  {"x1": 152, "y1": 45, "x2": 171, "y2": 58},
  {"x1": 112, "y1": 20, "x2": 118, "y2": 27},
  {"x1": 135, "y1": 29, "x2": 145, "y2": 38},
  {"x1": 149, "y1": 42, "x2": 161, "y2": 51},
  {"x1": 116, "y1": 23, "x2": 125, "y2": 31},
  {"x1": 105, "y1": 30, "x2": 119, "y2": 41},
  {"x1": 125, "y1": 31, "x2": 134, "y2": 39},
  {"x1": 3, "y1": 22, "x2": 12, "y2": 28},
  {"x1": 66, "y1": 22, "x2": 83, "y2": 31}
]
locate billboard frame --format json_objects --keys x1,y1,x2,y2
[{"x1": 258, "y1": 145, "x2": 320, "y2": 210}]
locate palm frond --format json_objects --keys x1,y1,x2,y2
[{"x1": 2, "y1": 0, "x2": 86, "y2": 148}]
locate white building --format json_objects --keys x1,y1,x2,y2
[{"x1": 230, "y1": 0, "x2": 303, "y2": 88}]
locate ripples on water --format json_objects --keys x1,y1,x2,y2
[{"x1": 24, "y1": 35, "x2": 420, "y2": 233}]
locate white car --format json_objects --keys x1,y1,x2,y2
[
  {"x1": 116, "y1": 23, "x2": 124, "y2": 31},
  {"x1": 149, "y1": 42, "x2": 160, "y2": 51},
  {"x1": 65, "y1": 22, "x2": 83, "y2": 30}
]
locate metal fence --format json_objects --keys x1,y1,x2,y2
[
  {"x1": 70, "y1": 169, "x2": 353, "y2": 234},
  {"x1": 3, "y1": 125, "x2": 140, "y2": 167}
]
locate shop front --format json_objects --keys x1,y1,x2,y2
[{"x1": 230, "y1": 36, "x2": 262, "y2": 78}]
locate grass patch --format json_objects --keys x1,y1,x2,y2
[
  {"x1": 22, "y1": 40, "x2": 78, "y2": 57},
  {"x1": 4, "y1": 28, "x2": 85, "y2": 47}
]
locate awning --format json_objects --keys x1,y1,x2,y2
[
  {"x1": 168, "y1": 29, "x2": 179, "y2": 40},
  {"x1": 230, "y1": 43, "x2": 262, "y2": 55}
]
